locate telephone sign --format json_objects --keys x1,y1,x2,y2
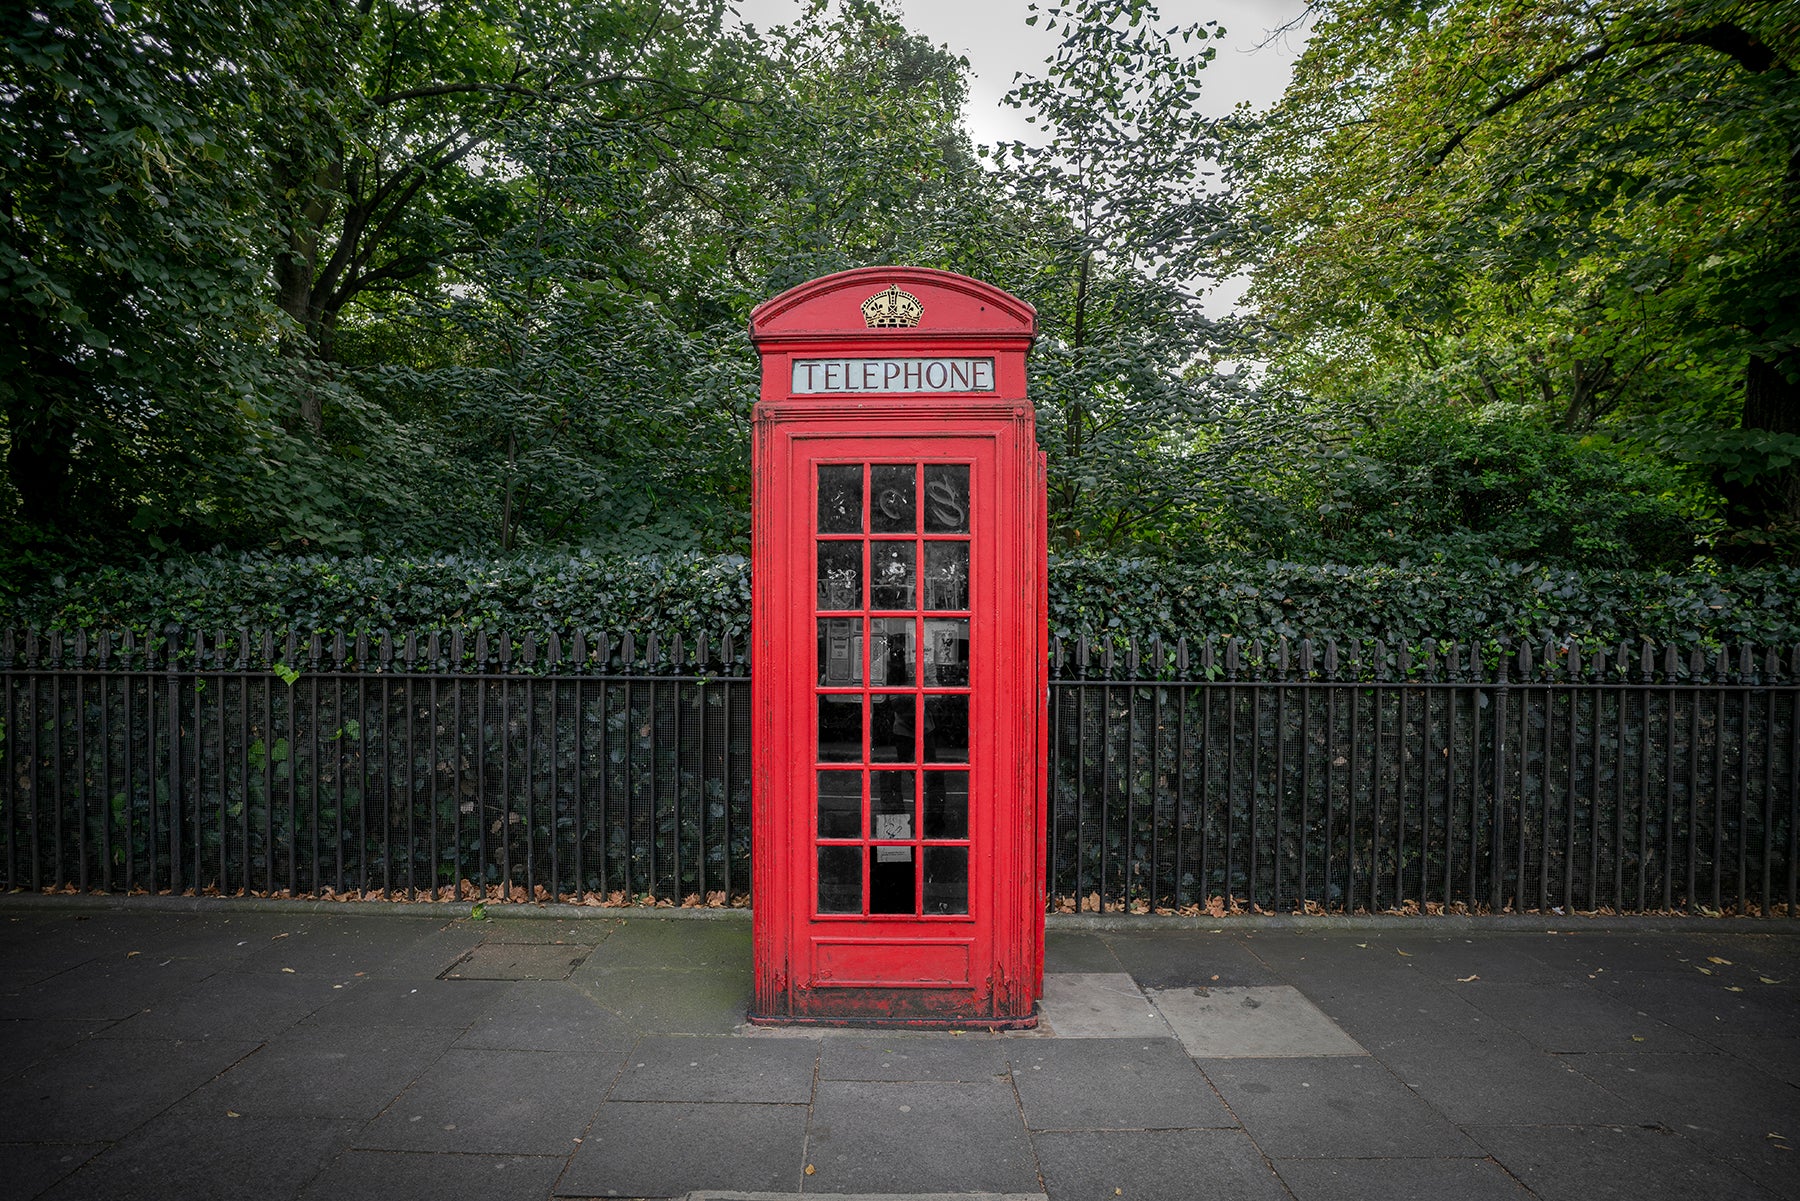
[{"x1": 748, "y1": 267, "x2": 1047, "y2": 1027}]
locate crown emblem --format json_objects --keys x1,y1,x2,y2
[{"x1": 861, "y1": 284, "x2": 923, "y2": 328}]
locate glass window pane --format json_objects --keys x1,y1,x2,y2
[
  {"x1": 818, "y1": 695, "x2": 862, "y2": 763},
  {"x1": 870, "y1": 464, "x2": 916, "y2": 533},
  {"x1": 869, "y1": 846, "x2": 916, "y2": 914},
  {"x1": 818, "y1": 464, "x2": 863, "y2": 533},
  {"x1": 922, "y1": 618, "x2": 969, "y2": 687},
  {"x1": 818, "y1": 618, "x2": 862, "y2": 686},
  {"x1": 870, "y1": 693, "x2": 916, "y2": 763},
  {"x1": 923, "y1": 847, "x2": 969, "y2": 914},
  {"x1": 819, "y1": 845, "x2": 863, "y2": 913},
  {"x1": 924, "y1": 771, "x2": 969, "y2": 839},
  {"x1": 818, "y1": 770, "x2": 862, "y2": 839},
  {"x1": 923, "y1": 694, "x2": 968, "y2": 763},
  {"x1": 869, "y1": 617, "x2": 915, "y2": 686},
  {"x1": 923, "y1": 543, "x2": 969, "y2": 611},
  {"x1": 871, "y1": 770, "x2": 915, "y2": 840},
  {"x1": 869, "y1": 541, "x2": 915, "y2": 610},
  {"x1": 818, "y1": 542, "x2": 862, "y2": 611},
  {"x1": 923, "y1": 464, "x2": 970, "y2": 533}
]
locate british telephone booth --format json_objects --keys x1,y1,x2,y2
[{"x1": 748, "y1": 267, "x2": 1047, "y2": 1027}]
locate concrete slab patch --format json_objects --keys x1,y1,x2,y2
[
  {"x1": 817, "y1": 1035, "x2": 1011, "y2": 1081},
  {"x1": 1037, "y1": 972, "x2": 1170, "y2": 1038},
  {"x1": 1472, "y1": 1123, "x2": 1785, "y2": 1201},
  {"x1": 38, "y1": 1112, "x2": 357, "y2": 1201},
  {"x1": 1148, "y1": 985, "x2": 1367, "y2": 1058},
  {"x1": 355, "y1": 1048, "x2": 622, "y2": 1155},
  {"x1": 440, "y1": 941, "x2": 594, "y2": 980}
]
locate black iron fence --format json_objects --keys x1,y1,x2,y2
[{"x1": 4, "y1": 629, "x2": 1796, "y2": 915}]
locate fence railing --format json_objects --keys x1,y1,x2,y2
[{"x1": 4, "y1": 629, "x2": 1796, "y2": 915}]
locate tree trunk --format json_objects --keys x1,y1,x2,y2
[{"x1": 1719, "y1": 351, "x2": 1800, "y2": 560}]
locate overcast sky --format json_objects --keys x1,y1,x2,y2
[{"x1": 728, "y1": 0, "x2": 1315, "y2": 146}]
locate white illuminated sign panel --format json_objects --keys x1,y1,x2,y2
[{"x1": 791, "y1": 357, "x2": 995, "y2": 394}]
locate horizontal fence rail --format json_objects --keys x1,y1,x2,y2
[{"x1": 4, "y1": 629, "x2": 1797, "y2": 916}]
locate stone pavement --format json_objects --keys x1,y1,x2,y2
[{"x1": 1, "y1": 901, "x2": 1797, "y2": 1201}]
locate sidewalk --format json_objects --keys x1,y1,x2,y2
[{"x1": 2, "y1": 901, "x2": 1796, "y2": 1201}]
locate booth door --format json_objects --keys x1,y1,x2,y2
[{"x1": 803, "y1": 438, "x2": 1003, "y2": 1003}]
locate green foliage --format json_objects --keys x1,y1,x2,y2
[
  {"x1": 1233, "y1": 0, "x2": 1800, "y2": 556},
  {"x1": 7, "y1": 551, "x2": 1795, "y2": 658},
  {"x1": 1300, "y1": 405, "x2": 1700, "y2": 568}
]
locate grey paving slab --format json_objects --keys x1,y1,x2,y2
[
  {"x1": 1037, "y1": 972, "x2": 1170, "y2": 1038},
  {"x1": 575, "y1": 916, "x2": 751, "y2": 973},
  {"x1": 455, "y1": 980, "x2": 639, "y2": 1052},
  {"x1": 358, "y1": 922, "x2": 493, "y2": 980},
  {"x1": 1711, "y1": 1033, "x2": 1800, "y2": 1087},
  {"x1": 559, "y1": 1102, "x2": 807, "y2": 1197},
  {"x1": 1373, "y1": 1019, "x2": 1647, "y2": 1126},
  {"x1": 1010, "y1": 1038, "x2": 1235, "y2": 1131},
  {"x1": 442, "y1": 941, "x2": 596, "y2": 980},
  {"x1": 1042, "y1": 930, "x2": 1122, "y2": 974},
  {"x1": 613, "y1": 1034, "x2": 819, "y2": 1103},
  {"x1": 1033, "y1": 1129, "x2": 1290, "y2": 1201},
  {"x1": 1380, "y1": 935, "x2": 1573, "y2": 984},
  {"x1": 1591, "y1": 970, "x2": 1800, "y2": 1041},
  {"x1": 1568, "y1": 1052, "x2": 1800, "y2": 1198},
  {"x1": 298, "y1": 975, "x2": 511, "y2": 1029},
  {"x1": 1474, "y1": 1123, "x2": 1783, "y2": 1201},
  {"x1": 0, "y1": 1141, "x2": 106, "y2": 1201},
  {"x1": 1150, "y1": 985, "x2": 1366, "y2": 1058},
  {"x1": 299, "y1": 1149, "x2": 567, "y2": 1201},
  {"x1": 1457, "y1": 980, "x2": 1713, "y2": 1053},
  {"x1": 232, "y1": 918, "x2": 456, "y2": 977},
  {"x1": 1102, "y1": 931, "x2": 1286, "y2": 989},
  {"x1": 4, "y1": 952, "x2": 218, "y2": 1020},
  {"x1": 180, "y1": 1024, "x2": 455, "y2": 1121},
  {"x1": 39, "y1": 1112, "x2": 357, "y2": 1201},
  {"x1": 1274, "y1": 1155, "x2": 1531, "y2": 1201},
  {"x1": 0, "y1": 1036, "x2": 260, "y2": 1141},
  {"x1": 816, "y1": 1034, "x2": 1012, "y2": 1082},
  {"x1": 93, "y1": 966, "x2": 345, "y2": 1042},
  {"x1": 805, "y1": 1079, "x2": 1039, "y2": 1195},
  {"x1": 356, "y1": 1047, "x2": 622, "y2": 1155},
  {"x1": 1201, "y1": 1057, "x2": 1478, "y2": 1158},
  {"x1": 580, "y1": 967, "x2": 754, "y2": 1034},
  {"x1": 0, "y1": 1019, "x2": 110, "y2": 1082},
  {"x1": 460, "y1": 916, "x2": 621, "y2": 945}
]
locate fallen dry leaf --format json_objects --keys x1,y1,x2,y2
[
  {"x1": 1760, "y1": 977, "x2": 1783, "y2": 985},
  {"x1": 281, "y1": 967, "x2": 296, "y2": 974},
  {"x1": 1696, "y1": 966, "x2": 1713, "y2": 975},
  {"x1": 271, "y1": 932, "x2": 289, "y2": 941},
  {"x1": 126, "y1": 951, "x2": 140, "y2": 958},
  {"x1": 804, "y1": 1165, "x2": 816, "y2": 1177},
  {"x1": 226, "y1": 1110, "x2": 241, "y2": 1118},
  {"x1": 1631, "y1": 1035, "x2": 1646, "y2": 1043},
  {"x1": 1727, "y1": 986, "x2": 1744, "y2": 993},
  {"x1": 1707, "y1": 956, "x2": 1732, "y2": 965},
  {"x1": 1396, "y1": 949, "x2": 1412, "y2": 957},
  {"x1": 1457, "y1": 974, "x2": 1479, "y2": 983}
]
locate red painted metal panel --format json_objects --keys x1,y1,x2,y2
[{"x1": 749, "y1": 268, "x2": 1045, "y2": 1027}]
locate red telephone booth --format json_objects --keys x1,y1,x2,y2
[{"x1": 748, "y1": 267, "x2": 1047, "y2": 1027}]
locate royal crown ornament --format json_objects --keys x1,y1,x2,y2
[{"x1": 861, "y1": 284, "x2": 924, "y2": 328}]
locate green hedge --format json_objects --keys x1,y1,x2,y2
[{"x1": 5, "y1": 551, "x2": 1798, "y2": 654}]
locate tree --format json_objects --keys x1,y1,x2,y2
[
  {"x1": 987, "y1": 0, "x2": 1295, "y2": 551},
  {"x1": 1236, "y1": 0, "x2": 1800, "y2": 558}
]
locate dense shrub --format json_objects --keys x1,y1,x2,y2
[{"x1": 5, "y1": 550, "x2": 1797, "y2": 656}]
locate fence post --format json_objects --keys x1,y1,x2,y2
[{"x1": 1492, "y1": 639, "x2": 1510, "y2": 912}]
